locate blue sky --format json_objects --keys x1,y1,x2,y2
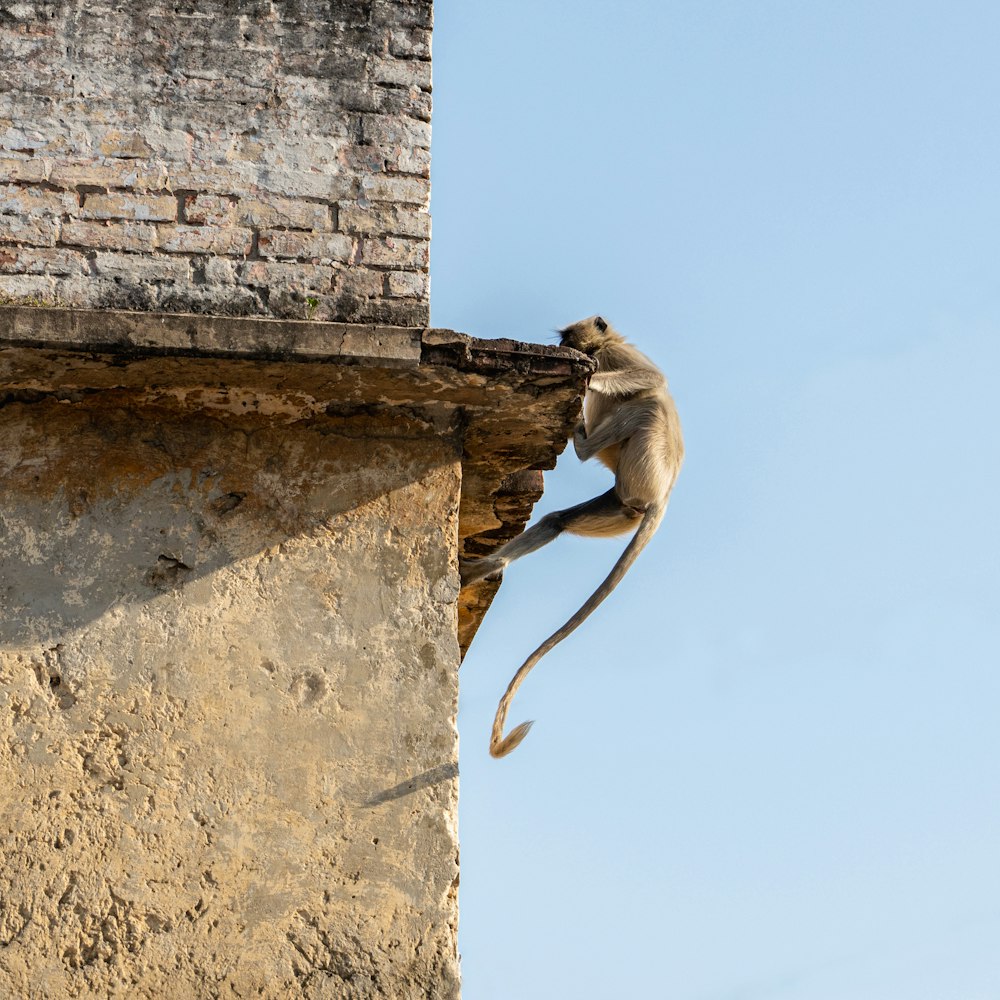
[{"x1": 430, "y1": 2, "x2": 1000, "y2": 997}]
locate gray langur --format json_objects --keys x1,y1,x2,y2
[{"x1": 461, "y1": 316, "x2": 685, "y2": 757}]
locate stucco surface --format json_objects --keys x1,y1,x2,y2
[{"x1": 0, "y1": 397, "x2": 461, "y2": 999}]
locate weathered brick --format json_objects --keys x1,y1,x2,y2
[
  {"x1": 0, "y1": 213, "x2": 61, "y2": 247},
  {"x1": 279, "y1": 45, "x2": 369, "y2": 83},
  {"x1": 331, "y1": 287, "x2": 428, "y2": 326},
  {"x1": 280, "y1": 74, "x2": 333, "y2": 105},
  {"x1": 166, "y1": 166, "x2": 252, "y2": 197},
  {"x1": 99, "y1": 131, "x2": 156, "y2": 160},
  {"x1": 388, "y1": 28, "x2": 432, "y2": 60},
  {"x1": 266, "y1": 288, "x2": 333, "y2": 321},
  {"x1": 371, "y1": 57, "x2": 432, "y2": 90},
  {"x1": 230, "y1": 133, "x2": 348, "y2": 174},
  {"x1": 334, "y1": 266, "x2": 387, "y2": 299},
  {"x1": 99, "y1": 127, "x2": 192, "y2": 163},
  {"x1": 242, "y1": 260, "x2": 331, "y2": 291},
  {"x1": 93, "y1": 253, "x2": 189, "y2": 282},
  {"x1": 360, "y1": 139, "x2": 431, "y2": 177},
  {"x1": 182, "y1": 194, "x2": 236, "y2": 226},
  {"x1": 372, "y1": 298, "x2": 429, "y2": 325},
  {"x1": 158, "y1": 225, "x2": 253, "y2": 256},
  {"x1": 49, "y1": 159, "x2": 170, "y2": 191},
  {"x1": 361, "y1": 115, "x2": 430, "y2": 150},
  {"x1": 0, "y1": 273, "x2": 56, "y2": 301},
  {"x1": 0, "y1": 114, "x2": 60, "y2": 156},
  {"x1": 204, "y1": 257, "x2": 239, "y2": 285},
  {"x1": 61, "y1": 219, "x2": 158, "y2": 253},
  {"x1": 158, "y1": 282, "x2": 266, "y2": 317},
  {"x1": 81, "y1": 192, "x2": 178, "y2": 223},
  {"x1": 55, "y1": 275, "x2": 154, "y2": 311},
  {"x1": 0, "y1": 246, "x2": 87, "y2": 276},
  {"x1": 0, "y1": 157, "x2": 51, "y2": 184},
  {"x1": 360, "y1": 174, "x2": 428, "y2": 206},
  {"x1": 236, "y1": 197, "x2": 331, "y2": 231},
  {"x1": 373, "y1": 1, "x2": 433, "y2": 30},
  {"x1": 258, "y1": 229, "x2": 353, "y2": 263},
  {"x1": 253, "y1": 168, "x2": 357, "y2": 202},
  {"x1": 361, "y1": 235, "x2": 428, "y2": 268},
  {"x1": 0, "y1": 184, "x2": 77, "y2": 217},
  {"x1": 337, "y1": 202, "x2": 429, "y2": 239},
  {"x1": 165, "y1": 76, "x2": 271, "y2": 106},
  {"x1": 340, "y1": 82, "x2": 432, "y2": 121},
  {"x1": 385, "y1": 269, "x2": 428, "y2": 298},
  {"x1": 340, "y1": 145, "x2": 393, "y2": 176},
  {"x1": 387, "y1": 146, "x2": 430, "y2": 176}
]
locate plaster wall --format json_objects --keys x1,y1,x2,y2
[{"x1": 0, "y1": 396, "x2": 460, "y2": 999}]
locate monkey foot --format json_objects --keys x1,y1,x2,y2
[{"x1": 459, "y1": 557, "x2": 504, "y2": 586}]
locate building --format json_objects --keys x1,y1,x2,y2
[{"x1": 0, "y1": 3, "x2": 589, "y2": 997}]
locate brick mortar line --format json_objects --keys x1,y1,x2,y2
[
  {"x1": 377, "y1": 82, "x2": 432, "y2": 94},
  {"x1": 2, "y1": 213, "x2": 429, "y2": 239},
  {"x1": 3, "y1": 180, "x2": 430, "y2": 206},
  {"x1": 1, "y1": 236, "x2": 429, "y2": 267},
  {"x1": 2, "y1": 253, "x2": 426, "y2": 278},
  {"x1": 1, "y1": 246, "x2": 428, "y2": 287},
  {"x1": 0, "y1": 100, "x2": 433, "y2": 122}
]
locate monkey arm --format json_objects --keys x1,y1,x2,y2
[
  {"x1": 574, "y1": 403, "x2": 647, "y2": 461},
  {"x1": 588, "y1": 367, "x2": 665, "y2": 397}
]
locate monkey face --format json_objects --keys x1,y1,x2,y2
[{"x1": 559, "y1": 315, "x2": 611, "y2": 355}]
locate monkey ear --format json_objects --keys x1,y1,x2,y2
[{"x1": 594, "y1": 316, "x2": 608, "y2": 332}]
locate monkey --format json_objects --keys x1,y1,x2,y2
[{"x1": 460, "y1": 316, "x2": 684, "y2": 757}]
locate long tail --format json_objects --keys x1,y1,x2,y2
[{"x1": 489, "y1": 499, "x2": 667, "y2": 758}]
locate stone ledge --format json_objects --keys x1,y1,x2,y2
[
  {"x1": 0, "y1": 304, "x2": 423, "y2": 365},
  {"x1": 0, "y1": 305, "x2": 593, "y2": 655}
]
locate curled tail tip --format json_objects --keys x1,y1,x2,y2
[{"x1": 489, "y1": 720, "x2": 535, "y2": 759}]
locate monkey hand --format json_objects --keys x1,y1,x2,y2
[{"x1": 573, "y1": 422, "x2": 591, "y2": 461}]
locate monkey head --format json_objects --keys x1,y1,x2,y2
[{"x1": 559, "y1": 315, "x2": 620, "y2": 355}]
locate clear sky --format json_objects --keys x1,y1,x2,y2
[{"x1": 430, "y1": 2, "x2": 1000, "y2": 998}]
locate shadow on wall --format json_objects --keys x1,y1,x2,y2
[
  {"x1": 365, "y1": 762, "x2": 459, "y2": 807},
  {"x1": 0, "y1": 395, "x2": 460, "y2": 644}
]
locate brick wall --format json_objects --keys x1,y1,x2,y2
[{"x1": 0, "y1": 0, "x2": 431, "y2": 325}]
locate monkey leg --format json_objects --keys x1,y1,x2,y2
[
  {"x1": 460, "y1": 489, "x2": 640, "y2": 584},
  {"x1": 560, "y1": 488, "x2": 644, "y2": 538}
]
